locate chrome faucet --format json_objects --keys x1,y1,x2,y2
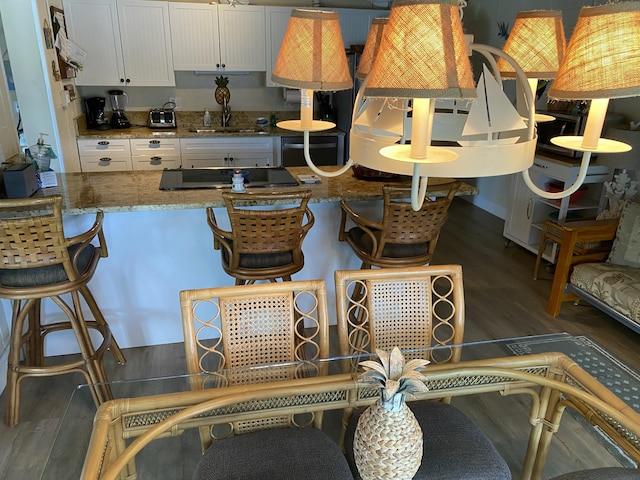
[{"x1": 222, "y1": 94, "x2": 231, "y2": 127}]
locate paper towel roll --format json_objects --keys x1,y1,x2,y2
[{"x1": 283, "y1": 88, "x2": 301, "y2": 104}]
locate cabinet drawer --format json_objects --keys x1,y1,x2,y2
[
  {"x1": 130, "y1": 138, "x2": 180, "y2": 155},
  {"x1": 180, "y1": 137, "x2": 273, "y2": 154},
  {"x1": 77, "y1": 138, "x2": 131, "y2": 155},
  {"x1": 132, "y1": 155, "x2": 181, "y2": 170},
  {"x1": 80, "y1": 156, "x2": 132, "y2": 172}
]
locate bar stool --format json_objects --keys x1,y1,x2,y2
[
  {"x1": 339, "y1": 182, "x2": 460, "y2": 269},
  {"x1": 0, "y1": 195, "x2": 125, "y2": 426},
  {"x1": 206, "y1": 190, "x2": 314, "y2": 284}
]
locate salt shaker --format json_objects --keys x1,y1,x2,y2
[{"x1": 232, "y1": 170, "x2": 245, "y2": 192}]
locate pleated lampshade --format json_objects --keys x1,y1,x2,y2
[
  {"x1": 497, "y1": 10, "x2": 566, "y2": 80},
  {"x1": 549, "y1": 2, "x2": 640, "y2": 100},
  {"x1": 271, "y1": 9, "x2": 352, "y2": 92},
  {"x1": 355, "y1": 17, "x2": 388, "y2": 80},
  {"x1": 364, "y1": 0, "x2": 475, "y2": 99}
]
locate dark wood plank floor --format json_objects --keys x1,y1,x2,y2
[{"x1": 1, "y1": 198, "x2": 639, "y2": 479}]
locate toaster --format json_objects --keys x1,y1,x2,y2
[{"x1": 148, "y1": 108, "x2": 177, "y2": 128}]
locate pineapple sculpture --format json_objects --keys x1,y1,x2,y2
[
  {"x1": 215, "y1": 76, "x2": 230, "y2": 105},
  {"x1": 354, "y1": 348, "x2": 429, "y2": 480}
]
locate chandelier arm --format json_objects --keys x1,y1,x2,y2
[
  {"x1": 470, "y1": 43, "x2": 536, "y2": 141},
  {"x1": 521, "y1": 151, "x2": 593, "y2": 199},
  {"x1": 303, "y1": 130, "x2": 354, "y2": 177},
  {"x1": 411, "y1": 166, "x2": 429, "y2": 211}
]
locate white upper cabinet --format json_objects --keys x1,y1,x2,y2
[
  {"x1": 169, "y1": 3, "x2": 266, "y2": 72},
  {"x1": 63, "y1": 0, "x2": 175, "y2": 87},
  {"x1": 265, "y1": 7, "x2": 388, "y2": 87}
]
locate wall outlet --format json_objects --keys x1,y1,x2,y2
[{"x1": 169, "y1": 97, "x2": 181, "y2": 109}]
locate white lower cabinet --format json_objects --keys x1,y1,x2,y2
[
  {"x1": 130, "y1": 138, "x2": 181, "y2": 170},
  {"x1": 503, "y1": 154, "x2": 610, "y2": 262},
  {"x1": 77, "y1": 138, "x2": 132, "y2": 172},
  {"x1": 180, "y1": 137, "x2": 274, "y2": 169}
]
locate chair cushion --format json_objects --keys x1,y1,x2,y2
[
  {"x1": 571, "y1": 262, "x2": 640, "y2": 323},
  {"x1": 550, "y1": 467, "x2": 640, "y2": 479},
  {"x1": 0, "y1": 244, "x2": 95, "y2": 288},
  {"x1": 608, "y1": 201, "x2": 640, "y2": 269},
  {"x1": 348, "y1": 227, "x2": 429, "y2": 259},
  {"x1": 193, "y1": 427, "x2": 353, "y2": 480},
  {"x1": 344, "y1": 401, "x2": 511, "y2": 480},
  {"x1": 222, "y1": 248, "x2": 294, "y2": 269}
]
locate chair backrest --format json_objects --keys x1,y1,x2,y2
[
  {"x1": 380, "y1": 182, "x2": 459, "y2": 248},
  {"x1": 335, "y1": 265, "x2": 465, "y2": 364},
  {"x1": 223, "y1": 189, "x2": 313, "y2": 256},
  {"x1": 0, "y1": 195, "x2": 68, "y2": 271},
  {"x1": 180, "y1": 280, "x2": 330, "y2": 447}
]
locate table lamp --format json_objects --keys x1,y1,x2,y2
[
  {"x1": 364, "y1": 0, "x2": 476, "y2": 210},
  {"x1": 271, "y1": 9, "x2": 353, "y2": 177},
  {"x1": 497, "y1": 10, "x2": 566, "y2": 123},
  {"x1": 525, "y1": 1, "x2": 640, "y2": 199}
]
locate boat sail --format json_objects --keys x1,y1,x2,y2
[{"x1": 458, "y1": 64, "x2": 527, "y2": 146}]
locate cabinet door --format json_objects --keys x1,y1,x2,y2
[
  {"x1": 333, "y1": 8, "x2": 387, "y2": 48},
  {"x1": 117, "y1": 0, "x2": 175, "y2": 86},
  {"x1": 504, "y1": 172, "x2": 538, "y2": 246},
  {"x1": 265, "y1": 6, "x2": 293, "y2": 88},
  {"x1": 64, "y1": 0, "x2": 125, "y2": 86},
  {"x1": 169, "y1": 2, "x2": 221, "y2": 71},
  {"x1": 228, "y1": 153, "x2": 272, "y2": 168},
  {"x1": 217, "y1": 5, "x2": 266, "y2": 71}
]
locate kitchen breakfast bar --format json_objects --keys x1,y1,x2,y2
[{"x1": 17, "y1": 167, "x2": 477, "y2": 355}]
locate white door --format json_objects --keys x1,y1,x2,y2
[
  {"x1": 169, "y1": 2, "x2": 220, "y2": 71},
  {"x1": 116, "y1": 0, "x2": 175, "y2": 86},
  {"x1": 64, "y1": 0, "x2": 125, "y2": 86},
  {"x1": 0, "y1": 58, "x2": 19, "y2": 160},
  {"x1": 217, "y1": 5, "x2": 266, "y2": 72}
]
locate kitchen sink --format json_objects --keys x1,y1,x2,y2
[
  {"x1": 159, "y1": 167, "x2": 299, "y2": 190},
  {"x1": 188, "y1": 127, "x2": 268, "y2": 135}
]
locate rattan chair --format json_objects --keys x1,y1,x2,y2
[
  {"x1": 0, "y1": 195, "x2": 125, "y2": 427},
  {"x1": 334, "y1": 265, "x2": 511, "y2": 480},
  {"x1": 339, "y1": 182, "x2": 460, "y2": 269},
  {"x1": 206, "y1": 190, "x2": 314, "y2": 285},
  {"x1": 180, "y1": 280, "x2": 352, "y2": 479}
]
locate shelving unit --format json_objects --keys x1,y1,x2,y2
[{"x1": 503, "y1": 153, "x2": 610, "y2": 263}]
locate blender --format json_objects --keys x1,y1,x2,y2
[{"x1": 109, "y1": 89, "x2": 130, "y2": 128}]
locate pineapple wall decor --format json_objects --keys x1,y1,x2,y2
[
  {"x1": 353, "y1": 348, "x2": 429, "y2": 480},
  {"x1": 215, "y1": 76, "x2": 230, "y2": 105}
]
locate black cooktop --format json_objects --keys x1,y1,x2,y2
[{"x1": 159, "y1": 167, "x2": 300, "y2": 190}]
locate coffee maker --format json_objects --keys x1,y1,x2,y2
[
  {"x1": 84, "y1": 97, "x2": 110, "y2": 130},
  {"x1": 108, "y1": 89, "x2": 130, "y2": 128}
]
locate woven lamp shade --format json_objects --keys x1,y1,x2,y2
[
  {"x1": 364, "y1": 0, "x2": 476, "y2": 99},
  {"x1": 271, "y1": 9, "x2": 352, "y2": 92},
  {"x1": 497, "y1": 10, "x2": 566, "y2": 80},
  {"x1": 355, "y1": 17, "x2": 388, "y2": 80},
  {"x1": 549, "y1": 2, "x2": 640, "y2": 101}
]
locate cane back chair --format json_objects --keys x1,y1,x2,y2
[
  {"x1": 334, "y1": 265, "x2": 511, "y2": 479},
  {"x1": 0, "y1": 195, "x2": 125, "y2": 426},
  {"x1": 339, "y1": 181, "x2": 460, "y2": 269},
  {"x1": 180, "y1": 280, "x2": 352, "y2": 479},
  {"x1": 206, "y1": 190, "x2": 314, "y2": 284}
]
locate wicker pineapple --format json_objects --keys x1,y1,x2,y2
[
  {"x1": 354, "y1": 348, "x2": 429, "y2": 480},
  {"x1": 215, "y1": 76, "x2": 230, "y2": 105}
]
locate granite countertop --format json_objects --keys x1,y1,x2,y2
[
  {"x1": 76, "y1": 111, "x2": 346, "y2": 139},
  {"x1": 36, "y1": 167, "x2": 478, "y2": 215}
]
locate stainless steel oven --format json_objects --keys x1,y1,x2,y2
[{"x1": 281, "y1": 136, "x2": 344, "y2": 167}]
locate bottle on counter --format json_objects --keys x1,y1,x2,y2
[
  {"x1": 204, "y1": 110, "x2": 212, "y2": 127},
  {"x1": 270, "y1": 112, "x2": 277, "y2": 128}
]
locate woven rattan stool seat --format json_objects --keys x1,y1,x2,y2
[
  {"x1": 207, "y1": 190, "x2": 314, "y2": 284},
  {"x1": 0, "y1": 195, "x2": 125, "y2": 426}
]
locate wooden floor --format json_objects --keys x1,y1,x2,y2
[{"x1": 2, "y1": 198, "x2": 640, "y2": 479}]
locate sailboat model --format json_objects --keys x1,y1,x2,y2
[{"x1": 458, "y1": 64, "x2": 527, "y2": 146}]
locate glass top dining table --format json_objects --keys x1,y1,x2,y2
[{"x1": 40, "y1": 333, "x2": 640, "y2": 480}]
